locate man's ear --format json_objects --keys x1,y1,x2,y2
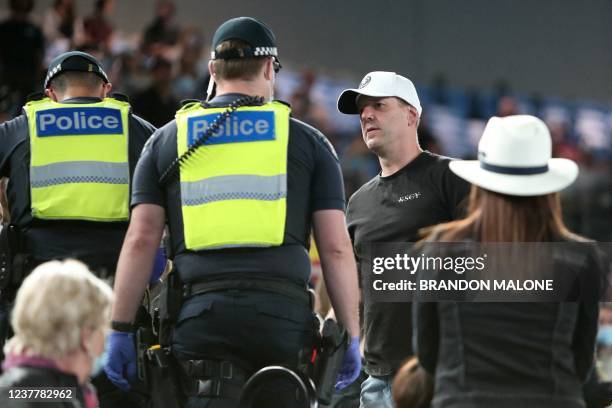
[
  {"x1": 102, "y1": 82, "x2": 112, "y2": 98},
  {"x1": 45, "y1": 88, "x2": 58, "y2": 102},
  {"x1": 263, "y1": 58, "x2": 273, "y2": 81},
  {"x1": 407, "y1": 107, "x2": 419, "y2": 128},
  {"x1": 208, "y1": 60, "x2": 216, "y2": 79}
]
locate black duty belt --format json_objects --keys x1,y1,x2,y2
[
  {"x1": 179, "y1": 359, "x2": 247, "y2": 399},
  {"x1": 182, "y1": 277, "x2": 311, "y2": 304}
]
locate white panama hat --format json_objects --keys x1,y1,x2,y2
[{"x1": 449, "y1": 115, "x2": 578, "y2": 196}]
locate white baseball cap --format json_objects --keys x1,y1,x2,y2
[
  {"x1": 449, "y1": 115, "x2": 578, "y2": 196},
  {"x1": 337, "y1": 71, "x2": 422, "y2": 115}
]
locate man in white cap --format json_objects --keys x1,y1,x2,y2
[{"x1": 337, "y1": 71, "x2": 470, "y2": 407}]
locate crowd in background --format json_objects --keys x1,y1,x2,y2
[
  {"x1": 1, "y1": 0, "x2": 611, "y2": 243},
  {"x1": 2, "y1": 0, "x2": 611, "y2": 244},
  {"x1": 1, "y1": 0, "x2": 612, "y2": 406}
]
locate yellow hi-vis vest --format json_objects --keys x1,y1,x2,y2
[
  {"x1": 176, "y1": 101, "x2": 290, "y2": 250},
  {"x1": 24, "y1": 97, "x2": 131, "y2": 221}
]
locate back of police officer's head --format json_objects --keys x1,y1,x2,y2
[
  {"x1": 209, "y1": 17, "x2": 280, "y2": 99},
  {"x1": 44, "y1": 51, "x2": 112, "y2": 102}
]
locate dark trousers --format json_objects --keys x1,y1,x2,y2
[{"x1": 172, "y1": 290, "x2": 317, "y2": 408}]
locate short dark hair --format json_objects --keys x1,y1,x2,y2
[
  {"x1": 212, "y1": 39, "x2": 268, "y2": 81},
  {"x1": 49, "y1": 71, "x2": 104, "y2": 94}
]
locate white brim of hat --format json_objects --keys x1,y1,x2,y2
[{"x1": 449, "y1": 158, "x2": 579, "y2": 196}]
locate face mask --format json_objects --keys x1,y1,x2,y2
[{"x1": 597, "y1": 325, "x2": 612, "y2": 347}]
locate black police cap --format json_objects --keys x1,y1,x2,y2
[
  {"x1": 44, "y1": 51, "x2": 109, "y2": 89},
  {"x1": 211, "y1": 17, "x2": 278, "y2": 60}
]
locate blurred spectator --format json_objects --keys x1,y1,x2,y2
[
  {"x1": 289, "y1": 70, "x2": 334, "y2": 137},
  {"x1": 341, "y1": 134, "x2": 378, "y2": 198},
  {"x1": 83, "y1": 0, "x2": 115, "y2": 52},
  {"x1": 529, "y1": 92, "x2": 543, "y2": 117},
  {"x1": 417, "y1": 116, "x2": 442, "y2": 154},
  {"x1": 550, "y1": 120, "x2": 587, "y2": 164},
  {"x1": 289, "y1": 70, "x2": 317, "y2": 123},
  {"x1": 42, "y1": 0, "x2": 83, "y2": 64},
  {"x1": 497, "y1": 95, "x2": 519, "y2": 116},
  {"x1": 0, "y1": 259, "x2": 113, "y2": 408},
  {"x1": 0, "y1": 0, "x2": 45, "y2": 117},
  {"x1": 582, "y1": 304, "x2": 612, "y2": 408},
  {"x1": 110, "y1": 51, "x2": 148, "y2": 97},
  {"x1": 132, "y1": 57, "x2": 178, "y2": 127},
  {"x1": 142, "y1": 0, "x2": 180, "y2": 58},
  {"x1": 173, "y1": 26, "x2": 206, "y2": 100},
  {"x1": 597, "y1": 304, "x2": 612, "y2": 380},
  {"x1": 430, "y1": 73, "x2": 449, "y2": 105},
  {"x1": 467, "y1": 87, "x2": 486, "y2": 120},
  {"x1": 392, "y1": 357, "x2": 433, "y2": 408}
]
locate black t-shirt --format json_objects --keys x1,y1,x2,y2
[
  {"x1": 131, "y1": 93, "x2": 345, "y2": 285},
  {"x1": 0, "y1": 97, "x2": 156, "y2": 270},
  {"x1": 346, "y1": 151, "x2": 470, "y2": 376}
]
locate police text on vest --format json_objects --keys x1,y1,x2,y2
[
  {"x1": 187, "y1": 111, "x2": 276, "y2": 147},
  {"x1": 36, "y1": 107, "x2": 123, "y2": 136}
]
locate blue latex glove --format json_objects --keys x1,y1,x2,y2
[
  {"x1": 335, "y1": 336, "x2": 361, "y2": 390},
  {"x1": 149, "y1": 247, "x2": 167, "y2": 285},
  {"x1": 104, "y1": 331, "x2": 137, "y2": 392}
]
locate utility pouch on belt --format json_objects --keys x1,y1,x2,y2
[
  {"x1": 137, "y1": 333, "x2": 183, "y2": 408},
  {"x1": 313, "y1": 319, "x2": 349, "y2": 405},
  {"x1": 0, "y1": 225, "x2": 29, "y2": 299},
  {"x1": 158, "y1": 269, "x2": 182, "y2": 346},
  {"x1": 0, "y1": 223, "x2": 11, "y2": 291}
]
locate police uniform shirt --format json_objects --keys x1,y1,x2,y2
[
  {"x1": 346, "y1": 151, "x2": 469, "y2": 376},
  {"x1": 0, "y1": 97, "x2": 156, "y2": 269},
  {"x1": 131, "y1": 93, "x2": 345, "y2": 285}
]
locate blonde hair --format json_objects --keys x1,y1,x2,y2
[{"x1": 5, "y1": 259, "x2": 113, "y2": 358}]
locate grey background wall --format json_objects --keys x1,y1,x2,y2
[{"x1": 4, "y1": 0, "x2": 612, "y2": 101}]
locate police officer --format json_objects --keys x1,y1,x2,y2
[
  {"x1": 0, "y1": 51, "x2": 156, "y2": 406},
  {"x1": 106, "y1": 16, "x2": 361, "y2": 407}
]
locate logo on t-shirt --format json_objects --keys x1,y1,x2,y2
[{"x1": 398, "y1": 192, "x2": 422, "y2": 203}]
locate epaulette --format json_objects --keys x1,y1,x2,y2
[
  {"x1": 110, "y1": 92, "x2": 130, "y2": 102},
  {"x1": 273, "y1": 99, "x2": 291, "y2": 108},
  {"x1": 178, "y1": 99, "x2": 203, "y2": 112},
  {"x1": 180, "y1": 98, "x2": 203, "y2": 107},
  {"x1": 26, "y1": 92, "x2": 45, "y2": 102}
]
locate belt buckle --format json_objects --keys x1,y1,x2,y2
[{"x1": 197, "y1": 379, "x2": 222, "y2": 397}]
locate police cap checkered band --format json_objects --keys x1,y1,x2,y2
[
  {"x1": 44, "y1": 51, "x2": 109, "y2": 89},
  {"x1": 211, "y1": 17, "x2": 278, "y2": 60},
  {"x1": 211, "y1": 46, "x2": 278, "y2": 60}
]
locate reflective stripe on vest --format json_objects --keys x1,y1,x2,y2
[
  {"x1": 176, "y1": 101, "x2": 290, "y2": 250},
  {"x1": 25, "y1": 97, "x2": 131, "y2": 221}
]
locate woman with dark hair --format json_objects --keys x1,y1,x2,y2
[{"x1": 414, "y1": 115, "x2": 605, "y2": 408}]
